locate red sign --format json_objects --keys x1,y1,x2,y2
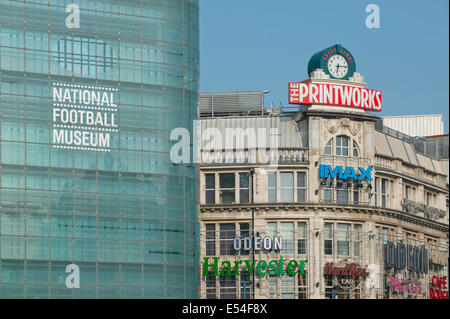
[
  {"x1": 324, "y1": 263, "x2": 369, "y2": 279},
  {"x1": 430, "y1": 276, "x2": 449, "y2": 299},
  {"x1": 289, "y1": 82, "x2": 382, "y2": 112}
]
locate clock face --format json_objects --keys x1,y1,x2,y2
[{"x1": 327, "y1": 54, "x2": 349, "y2": 79}]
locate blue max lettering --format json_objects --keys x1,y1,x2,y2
[{"x1": 319, "y1": 165, "x2": 373, "y2": 181}]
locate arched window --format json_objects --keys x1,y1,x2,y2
[
  {"x1": 353, "y1": 141, "x2": 359, "y2": 157},
  {"x1": 324, "y1": 139, "x2": 333, "y2": 155},
  {"x1": 335, "y1": 136, "x2": 349, "y2": 156}
]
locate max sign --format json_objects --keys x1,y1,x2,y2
[
  {"x1": 289, "y1": 82, "x2": 382, "y2": 111},
  {"x1": 319, "y1": 165, "x2": 373, "y2": 181}
]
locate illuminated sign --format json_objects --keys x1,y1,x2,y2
[
  {"x1": 52, "y1": 83, "x2": 118, "y2": 152},
  {"x1": 430, "y1": 276, "x2": 448, "y2": 299},
  {"x1": 390, "y1": 277, "x2": 423, "y2": 295},
  {"x1": 384, "y1": 241, "x2": 429, "y2": 274},
  {"x1": 319, "y1": 165, "x2": 373, "y2": 181},
  {"x1": 203, "y1": 257, "x2": 308, "y2": 277},
  {"x1": 233, "y1": 236, "x2": 282, "y2": 251},
  {"x1": 288, "y1": 82, "x2": 382, "y2": 111},
  {"x1": 324, "y1": 263, "x2": 369, "y2": 279}
]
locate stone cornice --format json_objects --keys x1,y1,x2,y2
[{"x1": 200, "y1": 203, "x2": 449, "y2": 232}]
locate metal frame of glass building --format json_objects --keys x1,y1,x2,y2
[{"x1": 0, "y1": 0, "x2": 199, "y2": 298}]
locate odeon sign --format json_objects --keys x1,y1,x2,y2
[
  {"x1": 319, "y1": 165, "x2": 373, "y2": 181},
  {"x1": 384, "y1": 241, "x2": 429, "y2": 274},
  {"x1": 233, "y1": 236, "x2": 282, "y2": 252}
]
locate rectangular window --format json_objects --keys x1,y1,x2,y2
[
  {"x1": 268, "y1": 276, "x2": 278, "y2": 299},
  {"x1": 206, "y1": 224, "x2": 216, "y2": 256},
  {"x1": 298, "y1": 271, "x2": 308, "y2": 299},
  {"x1": 280, "y1": 222, "x2": 294, "y2": 254},
  {"x1": 219, "y1": 173, "x2": 235, "y2": 204},
  {"x1": 297, "y1": 222, "x2": 307, "y2": 255},
  {"x1": 375, "y1": 177, "x2": 379, "y2": 207},
  {"x1": 268, "y1": 172, "x2": 277, "y2": 203},
  {"x1": 219, "y1": 275, "x2": 236, "y2": 299},
  {"x1": 324, "y1": 223, "x2": 333, "y2": 255},
  {"x1": 337, "y1": 224, "x2": 350, "y2": 256},
  {"x1": 205, "y1": 174, "x2": 215, "y2": 204},
  {"x1": 353, "y1": 224, "x2": 361, "y2": 257},
  {"x1": 336, "y1": 181, "x2": 348, "y2": 204},
  {"x1": 405, "y1": 185, "x2": 410, "y2": 200},
  {"x1": 336, "y1": 136, "x2": 349, "y2": 156},
  {"x1": 297, "y1": 172, "x2": 306, "y2": 203},
  {"x1": 280, "y1": 274, "x2": 295, "y2": 299},
  {"x1": 240, "y1": 271, "x2": 251, "y2": 299},
  {"x1": 353, "y1": 184, "x2": 360, "y2": 205},
  {"x1": 239, "y1": 173, "x2": 250, "y2": 204},
  {"x1": 381, "y1": 179, "x2": 387, "y2": 208},
  {"x1": 280, "y1": 172, "x2": 294, "y2": 202},
  {"x1": 219, "y1": 224, "x2": 236, "y2": 256},
  {"x1": 206, "y1": 276, "x2": 216, "y2": 299}
]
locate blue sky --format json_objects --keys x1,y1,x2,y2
[{"x1": 200, "y1": 0, "x2": 449, "y2": 133}]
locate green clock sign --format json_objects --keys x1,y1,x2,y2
[{"x1": 307, "y1": 44, "x2": 356, "y2": 80}]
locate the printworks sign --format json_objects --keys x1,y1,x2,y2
[
  {"x1": 52, "y1": 83, "x2": 118, "y2": 152},
  {"x1": 319, "y1": 165, "x2": 373, "y2": 181},
  {"x1": 289, "y1": 44, "x2": 382, "y2": 111},
  {"x1": 289, "y1": 82, "x2": 382, "y2": 111}
]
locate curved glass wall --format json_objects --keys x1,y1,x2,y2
[{"x1": 0, "y1": 0, "x2": 199, "y2": 298}]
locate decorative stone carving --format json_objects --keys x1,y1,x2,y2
[{"x1": 309, "y1": 68, "x2": 330, "y2": 80}]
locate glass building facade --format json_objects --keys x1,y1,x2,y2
[{"x1": 0, "y1": 0, "x2": 199, "y2": 298}]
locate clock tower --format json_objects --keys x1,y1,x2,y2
[{"x1": 307, "y1": 44, "x2": 357, "y2": 80}]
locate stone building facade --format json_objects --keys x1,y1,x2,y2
[{"x1": 197, "y1": 76, "x2": 449, "y2": 299}]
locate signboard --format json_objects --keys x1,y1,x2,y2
[
  {"x1": 52, "y1": 83, "x2": 118, "y2": 152},
  {"x1": 288, "y1": 82, "x2": 382, "y2": 112},
  {"x1": 384, "y1": 241, "x2": 429, "y2": 274},
  {"x1": 233, "y1": 236, "x2": 282, "y2": 252},
  {"x1": 319, "y1": 165, "x2": 373, "y2": 181},
  {"x1": 203, "y1": 257, "x2": 308, "y2": 277},
  {"x1": 430, "y1": 276, "x2": 448, "y2": 299}
]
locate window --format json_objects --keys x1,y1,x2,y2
[
  {"x1": 240, "y1": 271, "x2": 251, "y2": 299},
  {"x1": 239, "y1": 173, "x2": 250, "y2": 203},
  {"x1": 297, "y1": 172, "x2": 306, "y2": 203},
  {"x1": 298, "y1": 271, "x2": 308, "y2": 299},
  {"x1": 324, "y1": 139, "x2": 333, "y2": 155},
  {"x1": 337, "y1": 224, "x2": 350, "y2": 256},
  {"x1": 220, "y1": 275, "x2": 236, "y2": 299},
  {"x1": 336, "y1": 180, "x2": 348, "y2": 204},
  {"x1": 206, "y1": 276, "x2": 216, "y2": 299},
  {"x1": 353, "y1": 183, "x2": 360, "y2": 205},
  {"x1": 219, "y1": 224, "x2": 236, "y2": 256},
  {"x1": 374, "y1": 177, "x2": 379, "y2": 207},
  {"x1": 297, "y1": 222, "x2": 307, "y2": 255},
  {"x1": 205, "y1": 174, "x2": 215, "y2": 204},
  {"x1": 205, "y1": 224, "x2": 216, "y2": 256},
  {"x1": 353, "y1": 224, "x2": 361, "y2": 257},
  {"x1": 268, "y1": 172, "x2": 277, "y2": 203},
  {"x1": 219, "y1": 173, "x2": 235, "y2": 204},
  {"x1": 353, "y1": 141, "x2": 359, "y2": 157},
  {"x1": 267, "y1": 222, "x2": 277, "y2": 255},
  {"x1": 281, "y1": 274, "x2": 295, "y2": 299},
  {"x1": 280, "y1": 172, "x2": 294, "y2": 202},
  {"x1": 405, "y1": 185, "x2": 411, "y2": 200},
  {"x1": 280, "y1": 222, "x2": 294, "y2": 254},
  {"x1": 324, "y1": 223, "x2": 333, "y2": 255},
  {"x1": 336, "y1": 136, "x2": 349, "y2": 156},
  {"x1": 268, "y1": 276, "x2": 278, "y2": 299},
  {"x1": 381, "y1": 179, "x2": 388, "y2": 208}
]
